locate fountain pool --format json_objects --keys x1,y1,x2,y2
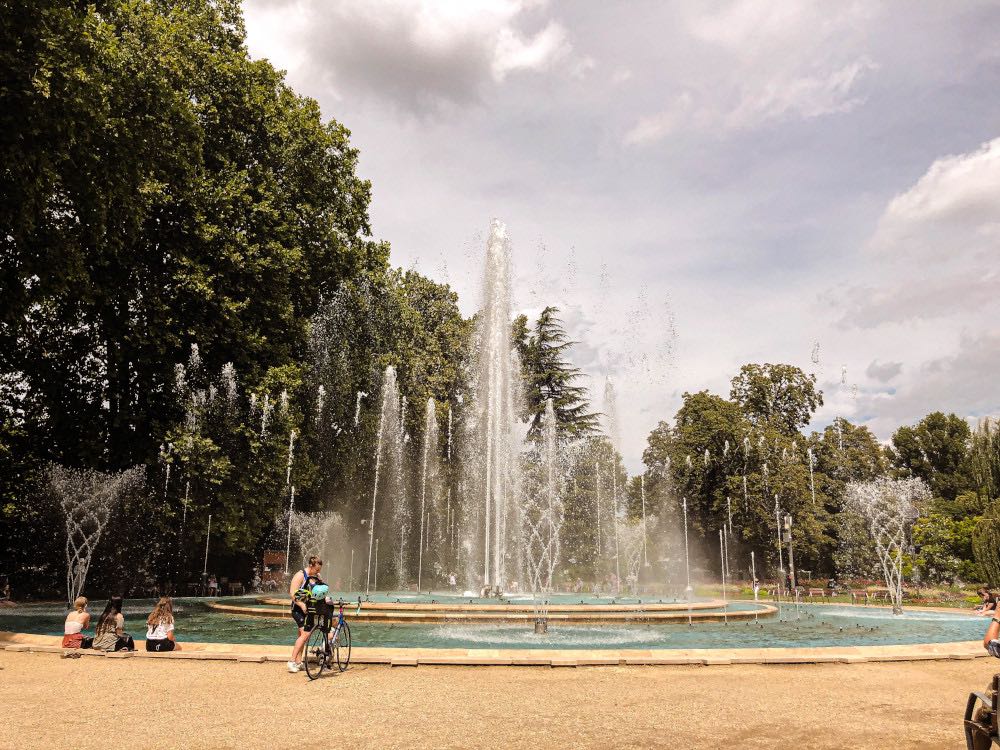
[{"x1": 0, "y1": 597, "x2": 986, "y2": 651}]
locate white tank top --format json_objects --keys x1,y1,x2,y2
[{"x1": 64, "y1": 616, "x2": 84, "y2": 635}]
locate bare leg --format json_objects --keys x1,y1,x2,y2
[{"x1": 291, "y1": 627, "x2": 309, "y2": 663}]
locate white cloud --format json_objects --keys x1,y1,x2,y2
[
  {"x1": 244, "y1": 0, "x2": 585, "y2": 114},
  {"x1": 625, "y1": 1, "x2": 877, "y2": 144},
  {"x1": 869, "y1": 136, "x2": 1000, "y2": 261},
  {"x1": 725, "y1": 58, "x2": 876, "y2": 129},
  {"x1": 492, "y1": 20, "x2": 570, "y2": 81},
  {"x1": 839, "y1": 136, "x2": 1000, "y2": 328},
  {"x1": 623, "y1": 93, "x2": 694, "y2": 146}
]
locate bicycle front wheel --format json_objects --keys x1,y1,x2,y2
[
  {"x1": 333, "y1": 621, "x2": 351, "y2": 671},
  {"x1": 303, "y1": 628, "x2": 327, "y2": 681}
]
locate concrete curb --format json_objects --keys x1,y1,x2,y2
[{"x1": 0, "y1": 631, "x2": 988, "y2": 667}]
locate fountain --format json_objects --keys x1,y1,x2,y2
[
  {"x1": 417, "y1": 397, "x2": 441, "y2": 590},
  {"x1": 365, "y1": 366, "x2": 404, "y2": 593},
  {"x1": 462, "y1": 219, "x2": 524, "y2": 590},
  {"x1": 288, "y1": 510, "x2": 342, "y2": 566},
  {"x1": 843, "y1": 477, "x2": 929, "y2": 614},
  {"x1": 49, "y1": 464, "x2": 145, "y2": 606},
  {"x1": 523, "y1": 398, "x2": 564, "y2": 593}
]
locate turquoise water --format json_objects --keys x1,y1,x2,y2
[{"x1": 1, "y1": 596, "x2": 989, "y2": 650}]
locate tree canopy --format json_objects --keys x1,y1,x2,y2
[{"x1": 514, "y1": 306, "x2": 598, "y2": 438}]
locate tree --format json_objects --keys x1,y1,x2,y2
[
  {"x1": 1, "y1": 0, "x2": 377, "y2": 473},
  {"x1": 974, "y1": 501, "x2": 1000, "y2": 587},
  {"x1": 730, "y1": 363, "x2": 822, "y2": 434},
  {"x1": 0, "y1": 0, "x2": 383, "y2": 591},
  {"x1": 913, "y1": 512, "x2": 979, "y2": 583},
  {"x1": 889, "y1": 412, "x2": 972, "y2": 500},
  {"x1": 515, "y1": 307, "x2": 598, "y2": 438}
]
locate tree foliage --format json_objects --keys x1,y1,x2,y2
[
  {"x1": 889, "y1": 412, "x2": 972, "y2": 501},
  {"x1": 730, "y1": 363, "x2": 822, "y2": 434},
  {"x1": 514, "y1": 306, "x2": 598, "y2": 438}
]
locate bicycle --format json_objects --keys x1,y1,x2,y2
[{"x1": 304, "y1": 597, "x2": 357, "y2": 680}]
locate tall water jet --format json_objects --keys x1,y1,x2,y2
[
  {"x1": 50, "y1": 464, "x2": 145, "y2": 606},
  {"x1": 463, "y1": 219, "x2": 524, "y2": 589},
  {"x1": 523, "y1": 398, "x2": 563, "y2": 592},
  {"x1": 417, "y1": 397, "x2": 441, "y2": 590},
  {"x1": 366, "y1": 366, "x2": 403, "y2": 594}
]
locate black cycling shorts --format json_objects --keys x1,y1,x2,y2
[{"x1": 291, "y1": 604, "x2": 315, "y2": 631}]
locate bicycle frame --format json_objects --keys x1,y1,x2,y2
[{"x1": 326, "y1": 601, "x2": 346, "y2": 646}]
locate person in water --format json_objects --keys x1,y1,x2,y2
[
  {"x1": 62, "y1": 596, "x2": 92, "y2": 649},
  {"x1": 92, "y1": 595, "x2": 135, "y2": 651},
  {"x1": 976, "y1": 588, "x2": 997, "y2": 616},
  {"x1": 287, "y1": 556, "x2": 324, "y2": 673}
]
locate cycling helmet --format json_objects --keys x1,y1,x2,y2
[{"x1": 311, "y1": 584, "x2": 329, "y2": 600}]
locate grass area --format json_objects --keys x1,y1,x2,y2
[{"x1": 695, "y1": 582, "x2": 983, "y2": 609}]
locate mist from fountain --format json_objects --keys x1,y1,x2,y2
[
  {"x1": 50, "y1": 464, "x2": 145, "y2": 606},
  {"x1": 289, "y1": 510, "x2": 342, "y2": 568}
]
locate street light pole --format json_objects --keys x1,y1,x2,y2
[{"x1": 784, "y1": 513, "x2": 796, "y2": 591}]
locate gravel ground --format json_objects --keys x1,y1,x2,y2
[{"x1": 0, "y1": 650, "x2": 995, "y2": 749}]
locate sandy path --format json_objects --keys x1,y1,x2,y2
[{"x1": 0, "y1": 650, "x2": 994, "y2": 749}]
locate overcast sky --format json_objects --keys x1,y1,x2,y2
[{"x1": 243, "y1": 0, "x2": 1000, "y2": 471}]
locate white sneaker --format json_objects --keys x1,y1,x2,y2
[{"x1": 287, "y1": 661, "x2": 301, "y2": 673}]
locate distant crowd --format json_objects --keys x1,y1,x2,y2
[{"x1": 62, "y1": 596, "x2": 181, "y2": 653}]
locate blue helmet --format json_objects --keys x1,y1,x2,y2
[{"x1": 311, "y1": 584, "x2": 329, "y2": 600}]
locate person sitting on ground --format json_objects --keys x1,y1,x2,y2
[
  {"x1": 92, "y1": 595, "x2": 135, "y2": 651},
  {"x1": 145, "y1": 596, "x2": 181, "y2": 652},
  {"x1": 287, "y1": 556, "x2": 324, "y2": 673},
  {"x1": 978, "y1": 590, "x2": 997, "y2": 617},
  {"x1": 62, "y1": 596, "x2": 92, "y2": 649}
]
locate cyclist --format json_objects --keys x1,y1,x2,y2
[{"x1": 287, "y1": 556, "x2": 324, "y2": 673}]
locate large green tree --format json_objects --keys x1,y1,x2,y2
[
  {"x1": 889, "y1": 412, "x2": 972, "y2": 500},
  {"x1": 1, "y1": 0, "x2": 376, "y2": 473},
  {"x1": 730, "y1": 363, "x2": 823, "y2": 434},
  {"x1": 0, "y1": 0, "x2": 384, "y2": 592}
]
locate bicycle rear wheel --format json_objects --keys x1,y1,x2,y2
[
  {"x1": 303, "y1": 628, "x2": 327, "y2": 681},
  {"x1": 333, "y1": 621, "x2": 351, "y2": 671}
]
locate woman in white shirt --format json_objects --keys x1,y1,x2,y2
[
  {"x1": 145, "y1": 596, "x2": 182, "y2": 652},
  {"x1": 62, "y1": 596, "x2": 92, "y2": 649}
]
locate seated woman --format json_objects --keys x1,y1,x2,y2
[
  {"x1": 92, "y1": 595, "x2": 135, "y2": 651},
  {"x1": 144, "y1": 596, "x2": 181, "y2": 652},
  {"x1": 979, "y1": 591, "x2": 998, "y2": 617},
  {"x1": 62, "y1": 596, "x2": 92, "y2": 649}
]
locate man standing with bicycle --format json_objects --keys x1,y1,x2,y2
[{"x1": 287, "y1": 556, "x2": 323, "y2": 673}]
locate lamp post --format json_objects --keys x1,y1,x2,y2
[{"x1": 784, "y1": 513, "x2": 796, "y2": 591}]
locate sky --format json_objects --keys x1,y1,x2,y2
[{"x1": 242, "y1": 0, "x2": 1000, "y2": 471}]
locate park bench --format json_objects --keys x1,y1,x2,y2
[
  {"x1": 806, "y1": 588, "x2": 825, "y2": 600},
  {"x1": 964, "y1": 673, "x2": 1000, "y2": 749},
  {"x1": 850, "y1": 590, "x2": 870, "y2": 605}
]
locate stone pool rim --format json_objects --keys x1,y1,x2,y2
[
  {"x1": 0, "y1": 630, "x2": 988, "y2": 666},
  {"x1": 208, "y1": 597, "x2": 777, "y2": 624}
]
